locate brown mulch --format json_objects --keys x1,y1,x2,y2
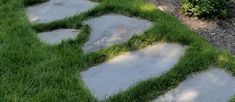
[{"x1": 146, "y1": 0, "x2": 235, "y2": 54}]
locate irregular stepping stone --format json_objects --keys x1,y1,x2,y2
[
  {"x1": 80, "y1": 43, "x2": 186, "y2": 100},
  {"x1": 38, "y1": 29, "x2": 79, "y2": 45},
  {"x1": 83, "y1": 14, "x2": 153, "y2": 53},
  {"x1": 26, "y1": 0, "x2": 98, "y2": 23},
  {"x1": 153, "y1": 68, "x2": 235, "y2": 102}
]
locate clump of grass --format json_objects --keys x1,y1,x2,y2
[{"x1": 231, "y1": 96, "x2": 235, "y2": 102}]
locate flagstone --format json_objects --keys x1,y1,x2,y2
[
  {"x1": 153, "y1": 68, "x2": 235, "y2": 102},
  {"x1": 26, "y1": 0, "x2": 98, "y2": 23},
  {"x1": 80, "y1": 43, "x2": 186, "y2": 100},
  {"x1": 83, "y1": 14, "x2": 153, "y2": 53},
  {"x1": 38, "y1": 29, "x2": 79, "y2": 45}
]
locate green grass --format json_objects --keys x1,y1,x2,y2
[
  {"x1": 1, "y1": 0, "x2": 235, "y2": 101},
  {"x1": 231, "y1": 97, "x2": 235, "y2": 102}
]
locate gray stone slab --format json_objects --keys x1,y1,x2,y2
[
  {"x1": 153, "y1": 68, "x2": 235, "y2": 102},
  {"x1": 26, "y1": 0, "x2": 98, "y2": 23},
  {"x1": 38, "y1": 29, "x2": 79, "y2": 45},
  {"x1": 83, "y1": 14, "x2": 153, "y2": 53},
  {"x1": 80, "y1": 43, "x2": 186, "y2": 100}
]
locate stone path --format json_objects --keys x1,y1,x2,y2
[
  {"x1": 25, "y1": 1, "x2": 235, "y2": 101},
  {"x1": 38, "y1": 29, "x2": 79, "y2": 45},
  {"x1": 26, "y1": 0, "x2": 98, "y2": 23},
  {"x1": 153, "y1": 68, "x2": 235, "y2": 102},
  {"x1": 80, "y1": 43, "x2": 186, "y2": 100},
  {"x1": 83, "y1": 14, "x2": 153, "y2": 52}
]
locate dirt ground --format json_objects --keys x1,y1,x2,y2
[{"x1": 146, "y1": 0, "x2": 235, "y2": 55}]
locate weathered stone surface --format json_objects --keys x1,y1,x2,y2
[
  {"x1": 83, "y1": 14, "x2": 153, "y2": 52},
  {"x1": 38, "y1": 29, "x2": 79, "y2": 45},
  {"x1": 153, "y1": 68, "x2": 235, "y2": 102},
  {"x1": 26, "y1": 0, "x2": 97, "y2": 23},
  {"x1": 80, "y1": 43, "x2": 186, "y2": 100}
]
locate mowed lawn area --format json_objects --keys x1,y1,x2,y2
[{"x1": 0, "y1": 0, "x2": 235, "y2": 102}]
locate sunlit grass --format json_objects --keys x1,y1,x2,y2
[{"x1": 139, "y1": 3, "x2": 156, "y2": 12}]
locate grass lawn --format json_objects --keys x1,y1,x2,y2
[
  {"x1": 232, "y1": 97, "x2": 235, "y2": 102},
  {"x1": 0, "y1": 0, "x2": 235, "y2": 101}
]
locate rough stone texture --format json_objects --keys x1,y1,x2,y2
[
  {"x1": 80, "y1": 43, "x2": 186, "y2": 100},
  {"x1": 38, "y1": 29, "x2": 79, "y2": 45},
  {"x1": 153, "y1": 68, "x2": 235, "y2": 102},
  {"x1": 26, "y1": 0, "x2": 97, "y2": 23},
  {"x1": 83, "y1": 14, "x2": 153, "y2": 53}
]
